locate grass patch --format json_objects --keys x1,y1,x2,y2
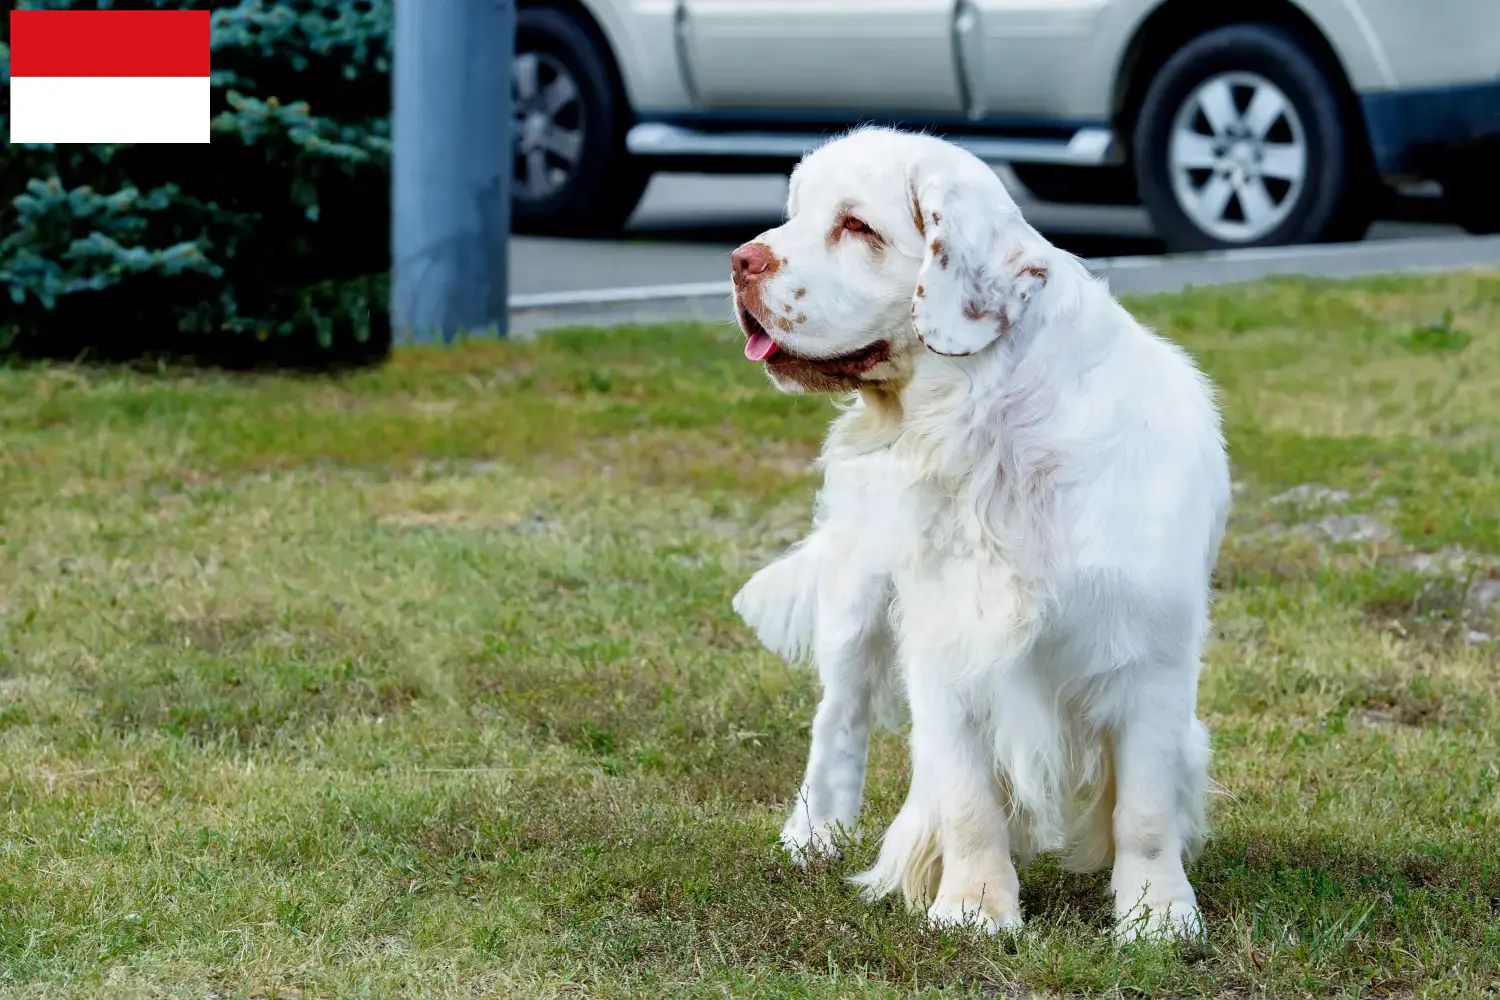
[{"x1": 1, "y1": 270, "x2": 1498, "y2": 997}]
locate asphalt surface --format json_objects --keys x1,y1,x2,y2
[{"x1": 509, "y1": 169, "x2": 1464, "y2": 296}]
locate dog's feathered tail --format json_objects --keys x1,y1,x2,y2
[{"x1": 848, "y1": 796, "x2": 943, "y2": 911}]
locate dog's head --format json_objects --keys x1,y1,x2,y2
[{"x1": 732, "y1": 127, "x2": 1054, "y2": 394}]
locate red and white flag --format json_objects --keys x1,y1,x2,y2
[{"x1": 9, "y1": 10, "x2": 211, "y2": 144}]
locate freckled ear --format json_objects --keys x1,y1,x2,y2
[{"x1": 909, "y1": 175, "x2": 1050, "y2": 358}]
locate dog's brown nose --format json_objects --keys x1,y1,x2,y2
[{"x1": 731, "y1": 242, "x2": 772, "y2": 281}]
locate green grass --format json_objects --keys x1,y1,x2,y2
[{"x1": 2, "y1": 271, "x2": 1499, "y2": 998}]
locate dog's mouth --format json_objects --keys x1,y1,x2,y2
[
  {"x1": 738, "y1": 304, "x2": 890, "y2": 377},
  {"x1": 740, "y1": 305, "x2": 782, "y2": 362}
]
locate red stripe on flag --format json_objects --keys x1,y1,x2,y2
[{"x1": 10, "y1": 11, "x2": 210, "y2": 78}]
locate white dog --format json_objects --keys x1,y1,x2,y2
[{"x1": 730, "y1": 128, "x2": 1229, "y2": 940}]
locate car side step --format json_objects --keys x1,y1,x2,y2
[{"x1": 625, "y1": 122, "x2": 1118, "y2": 166}]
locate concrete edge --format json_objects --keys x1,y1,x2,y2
[
  {"x1": 1090, "y1": 234, "x2": 1500, "y2": 296},
  {"x1": 510, "y1": 282, "x2": 734, "y2": 338},
  {"x1": 508, "y1": 235, "x2": 1500, "y2": 338}
]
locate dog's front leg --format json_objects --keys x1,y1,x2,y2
[
  {"x1": 911, "y1": 674, "x2": 1024, "y2": 932},
  {"x1": 737, "y1": 532, "x2": 894, "y2": 863},
  {"x1": 781, "y1": 572, "x2": 894, "y2": 862},
  {"x1": 854, "y1": 652, "x2": 1022, "y2": 931},
  {"x1": 854, "y1": 568, "x2": 1027, "y2": 932}
]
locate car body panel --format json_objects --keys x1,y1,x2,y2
[
  {"x1": 1362, "y1": 79, "x2": 1500, "y2": 174},
  {"x1": 569, "y1": 0, "x2": 1499, "y2": 178},
  {"x1": 1303, "y1": 0, "x2": 1396, "y2": 88},
  {"x1": 578, "y1": 0, "x2": 692, "y2": 111},
  {"x1": 961, "y1": 0, "x2": 1115, "y2": 120},
  {"x1": 577, "y1": 0, "x2": 1432, "y2": 115},
  {"x1": 677, "y1": 0, "x2": 964, "y2": 113},
  {"x1": 961, "y1": 0, "x2": 1405, "y2": 120},
  {"x1": 1354, "y1": 0, "x2": 1500, "y2": 90}
]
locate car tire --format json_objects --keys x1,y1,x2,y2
[
  {"x1": 1132, "y1": 24, "x2": 1371, "y2": 252},
  {"x1": 511, "y1": 6, "x2": 649, "y2": 236}
]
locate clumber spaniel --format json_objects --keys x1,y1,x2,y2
[{"x1": 730, "y1": 128, "x2": 1229, "y2": 939}]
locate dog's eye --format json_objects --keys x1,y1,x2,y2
[{"x1": 828, "y1": 212, "x2": 881, "y2": 247}]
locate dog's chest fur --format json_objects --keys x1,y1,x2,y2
[{"x1": 817, "y1": 397, "x2": 1048, "y2": 677}]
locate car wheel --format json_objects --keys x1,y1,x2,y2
[
  {"x1": 1133, "y1": 24, "x2": 1371, "y2": 251},
  {"x1": 511, "y1": 6, "x2": 649, "y2": 236}
]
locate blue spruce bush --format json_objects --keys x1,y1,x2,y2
[{"x1": 1, "y1": 0, "x2": 394, "y2": 363}]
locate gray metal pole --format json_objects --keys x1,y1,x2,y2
[{"x1": 392, "y1": 0, "x2": 514, "y2": 344}]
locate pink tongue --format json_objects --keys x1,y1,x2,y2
[{"x1": 744, "y1": 331, "x2": 780, "y2": 361}]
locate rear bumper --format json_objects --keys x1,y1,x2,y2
[{"x1": 1360, "y1": 80, "x2": 1500, "y2": 177}]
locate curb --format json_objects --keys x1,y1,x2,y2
[
  {"x1": 508, "y1": 234, "x2": 1500, "y2": 337},
  {"x1": 509, "y1": 281, "x2": 733, "y2": 338},
  {"x1": 1090, "y1": 234, "x2": 1500, "y2": 296}
]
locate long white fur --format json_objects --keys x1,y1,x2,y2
[{"x1": 731, "y1": 128, "x2": 1229, "y2": 939}]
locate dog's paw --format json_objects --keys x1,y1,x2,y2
[
  {"x1": 779, "y1": 813, "x2": 852, "y2": 866},
  {"x1": 1114, "y1": 895, "x2": 1204, "y2": 944},
  {"x1": 927, "y1": 891, "x2": 1024, "y2": 935}
]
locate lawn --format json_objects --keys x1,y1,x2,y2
[{"x1": 1, "y1": 271, "x2": 1498, "y2": 999}]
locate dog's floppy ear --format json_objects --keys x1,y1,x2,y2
[{"x1": 908, "y1": 173, "x2": 1050, "y2": 357}]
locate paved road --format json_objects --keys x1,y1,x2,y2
[{"x1": 510, "y1": 170, "x2": 1463, "y2": 296}]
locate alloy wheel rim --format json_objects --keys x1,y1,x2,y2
[
  {"x1": 1168, "y1": 71, "x2": 1308, "y2": 242},
  {"x1": 513, "y1": 51, "x2": 585, "y2": 201}
]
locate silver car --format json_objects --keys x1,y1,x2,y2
[{"x1": 510, "y1": 0, "x2": 1500, "y2": 250}]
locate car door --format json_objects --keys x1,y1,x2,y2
[
  {"x1": 676, "y1": 0, "x2": 965, "y2": 115},
  {"x1": 961, "y1": 0, "x2": 1121, "y2": 122}
]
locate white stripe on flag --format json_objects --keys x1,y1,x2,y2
[{"x1": 9, "y1": 77, "x2": 210, "y2": 144}]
